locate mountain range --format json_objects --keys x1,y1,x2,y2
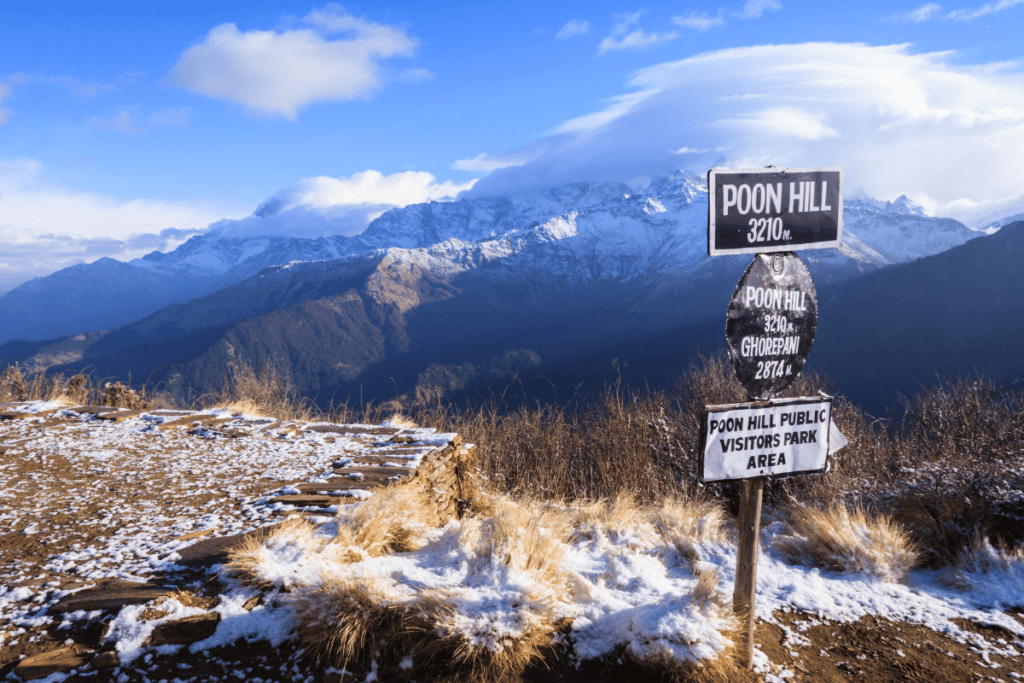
[{"x1": 0, "y1": 171, "x2": 999, "y2": 413}]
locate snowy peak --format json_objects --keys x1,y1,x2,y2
[{"x1": 845, "y1": 195, "x2": 925, "y2": 217}]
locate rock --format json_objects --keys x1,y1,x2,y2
[
  {"x1": 149, "y1": 612, "x2": 221, "y2": 645},
  {"x1": 67, "y1": 405, "x2": 118, "y2": 415},
  {"x1": 176, "y1": 527, "x2": 277, "y2": 569},
  {"x1": 243, "y1": 594, "x2": 264, "y2": 611},
  {"x1": 14, "y1": 644, "x2": 92, "y2": 680},
  {"x1": 173, "y1": 528, "x2": 215, "y2": 543},
  {"x1": 95, "y1": 409, "x2": 147, "y2": 422},
  {"x1": 51, "y1": 578, "x2": 170, "y2": 613},
  {"x1": 92, "y1": 651, "x2": 120, "y2": 668}
]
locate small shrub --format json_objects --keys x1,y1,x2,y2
[
  {"x1": 333, "y1": 483, "x2": 437, "y2": 557},
  {"x1": 292, "y1": 575, "x2": 411, "y2": 672},
  {"x1": 654, "y1": 494, "x2": 728, "y2": 565},
  {"x1": 941, "y1": 535, "x2": 1024, "y2": 592},
  {"x1": 773, "y1": 504, "x2": 919, "y2": 582}
]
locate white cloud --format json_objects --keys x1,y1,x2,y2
[
  {"x1": 165, "y1": 5, "x2": 419, "y2": 119},
  {"x1": 556, "y1": 19, "x2": 591, "y2": 39},
  {"x1": 0, "y1": 158, "x2": 240, "y2": 293},
  {"x1": 452, "y1": 151, "x2": 536, "y2": 171},
  {"x1": 217, "y1": 170, "x2": 477, "y2": 239},
  {"x1": 0, "y1": 84, "x2": 11, "y2": 124},
  {"x1": 892, "y1": 3, "x2": 944, "y2": 21},
  {"x1": 89, "y1": 110, "x2": 144, "y2": 135},
  {"x1": 947, "y1": 0, "x2": 1024, "y2": 19},
  {"x1": 88, "y1": 107, "x2": 191, "y2": 135},
  {"x1": 717, "y1": 106, "x2": 840, "y2": 140},
  {"x1": 599, "y1": 12, "x2": 678, "y2": 54},
  {"x1": 6, "y1": 72, "x2": 114, "y2": 98},
  {"x1": 672, "y1": 14, "x2": 726, "y2": 31},
  {"x1": 467, "y1": 43, "x2": 1024, "y2": 226},
  {"x1": 739, "y1": 0, "x2": 782, "y2": 18}
]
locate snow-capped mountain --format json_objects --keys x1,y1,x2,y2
[{"x1": 0, "y1": 172, "x2": 978, "y2": 347}]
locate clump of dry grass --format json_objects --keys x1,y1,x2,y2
[
  {"x1": 292, "y1": 575, "x2": 412, "y2": 672},
  {"x1": 0, "y1": 363, "x2": 161, "y2": 409},
  {"x1": 201, "y1": 361, "x2": 318, "y2": 421},
  {"x1": 940, "y1": 535, "x2": 1024, "y2": 590},
  {"x1": 402, "y1": 499, "x2": 574, "y2": 683},
  {"x1": 229, "y1": 483, "x2": 440, "y2": 590},
  {"x1": 409, "y1": 587, "x2": 560, "y2": 683},
  {"x1": 333, "y1": 482, "x2": 438, "y2": 558},
  {"x1": 380, "y1": 412, "x2": 418, "y2": 429},
  {"x1": 654, "y1": 494, "x2": 728, "y2": 565},
  {"x1": 225, "y1": 517, "x2": 331, "y2": 590},
  {"x1": 773, "y1": 504, "x2": 919, "y2": 582},
  {"x1": 571, "y1": 493, "x2": 650, "y2": 540}
]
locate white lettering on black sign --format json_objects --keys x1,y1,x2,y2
[
  {"x1": 708, "y1": 167, "x2": 843, "y2": 256},
  {"x1": 699, "y1": 397, "x2": 832, "y2": 482},
  {"x1": 726, "y1": 252, "x2": 817, "y2": 400}
]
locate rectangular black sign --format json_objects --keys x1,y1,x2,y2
[{"x1": 708, "y1": 167, "x2": 843, "y2": 256}]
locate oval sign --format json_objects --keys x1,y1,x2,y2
[{"x1": 726, "y1": 252, "x2": 817, "y2": 400}]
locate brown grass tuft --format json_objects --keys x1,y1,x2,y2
[
  {"x1": 334, "y1": 482, "x2": 437, "y2": 557},
  {"x1": 773, "y1": 504, "x2": 919, "y2": 582},
  {"x1": 654, "y1": 494, "x2": 727, "y2": 565},
  {"x1": 408, "y1": 587, "x2": 559, "y2": 683},
  {"x1": 940, "y1": 535, "x2": 1024, "y2": 590},
  {"x1": 292, "y1": 574, "x2": 412, "y2": 671},
  {"x1": 224, "y1": 518, "x2": 328, "y2": 589}
]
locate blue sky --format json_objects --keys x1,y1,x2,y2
[{"x1": 2, "y1": 0, "x2": 1024, "y2": 292}]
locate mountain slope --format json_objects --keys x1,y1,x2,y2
[{"x1": 0, "y1": 174, "x2": 976, "y2": 345}]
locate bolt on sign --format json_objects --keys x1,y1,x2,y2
[
  {"x1": 707, "y1": 167, "x2": 843, "y2": 256},
  {"x1": 726, "y1": 252, "x2": 817, "y2": 400}
]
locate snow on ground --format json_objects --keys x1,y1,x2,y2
[
  {"x1": 214, "y1": 502, "x2": 1024, "y2": 675},
  {"x1": 0, "y1": 401, "x2": 452, "y2": 650},
  {"x1": 2, "y1": 400, "x2": 1023, "y2": 679}
]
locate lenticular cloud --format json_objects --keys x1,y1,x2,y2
[{"x1": 470, "y1": 43, "x2": 1024, "y2": 225}]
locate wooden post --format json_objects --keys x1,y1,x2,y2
[{"x1": 733, "y1": 477, "x2": 764, "y2": 669}]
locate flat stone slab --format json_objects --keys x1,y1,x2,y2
[
  {"x1": 272, "y1": 494, "x2": 338, "y2": 507},
  {"x1": 14, "y1": 644, "x2": 93, "y2": 680},
  {"x1": 68, "y1": 405, "x2": 119, "y2": 415},
  {"x1": 304, "y1": 424, "x2": 397, "y2": 436},
  {"x1": 149, "y1": 612, "x2": 221, "y2": 645},
  {"x1": 95, "y1": 409, "x2": 148, "y2": 422},
  {"x1": 156, "y1": 414, "x2": 225, "y2": 430},
  {"x1": 51, "y1": 578, "x2": 171, "y2": 613},
  {"x1": 175, "y1": 527, "x2": 277, "y2": 569}
]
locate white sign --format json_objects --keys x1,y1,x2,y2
[
  {"x1": 708, "y1": 167, "x2": 844, "y2": 256},
  {"x1": 699, "y1": 397, "x2": 834, "y2": 483}
]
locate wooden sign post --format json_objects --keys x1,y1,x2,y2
[
  {"x1": 734, "y1": 477, "x2": 763, "y2": 667},
  {"x1": 704, "y1": 166, "x2": 844, "y2": 669}
]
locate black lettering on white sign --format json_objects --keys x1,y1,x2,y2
[
  {"x1": 708, "y1": 167, "x2": 843, "y2": 256},
  {"x1": 698, "y1": 397, "x2": 833, "y2": 482},
  {"x1": 726, "y1": 252, "x2": 817, "y2": 400}
]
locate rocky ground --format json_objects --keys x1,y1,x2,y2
[{"x1": 1, "y1": 401, "x2": 1022, "y2": 682}]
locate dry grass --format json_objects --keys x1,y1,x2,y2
[
  {"x1": 655, "y1": 494, "x2": 728, "y2": 566},
  {"x1": 773, "y1": 504, "x2": 919, "y2": 582},
  {"x1": 409, "y1": 587, "x2": 560, "y2": 683},
  {"x1": 1, "y1": 364, "x2": 155, "y2": 409},
  {"x1": 224, "y1": 518, "x2": 329, "y2": 590},
  {"x1": 939, "y1": 534, "x2": 1024, "y2": 591},
  {"x1": 333, "y1": 483, "x2": 438, "y2": 557},
  {"x1": 199, "y1": 361, "x2": 319, "y2": 422},
  {"x1": 292, "y1": 574, "x2": 412, "y2": 672}
]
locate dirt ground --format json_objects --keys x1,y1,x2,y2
[{"x1": 2, "y1": 407, "x2": 1023, "y2": 682}]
